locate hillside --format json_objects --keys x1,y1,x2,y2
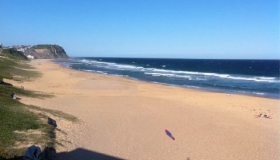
[
  {"x1": 0, "y1": 49, "x2": 75, "y2": 159},
  {"x1": 1, "y1": 49, "x2": 28, "y2": 60},
  {"x1": 0, "y1": 49, "x2": 29, "y2": 84}
]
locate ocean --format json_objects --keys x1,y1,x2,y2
[{"x1": 56, "y1": 58, "x2": 280, "y2": 99}]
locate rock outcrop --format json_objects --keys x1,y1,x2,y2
[{"x1": 24, "y1": 44, "x2": 68, "y2": 59}]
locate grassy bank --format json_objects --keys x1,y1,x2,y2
[
  {"x1": 0, "y1": 49, "x2": 75, "y2": 159},
  {"x1": 0, "y1": 49, "x2": 40, "y2": 82}
]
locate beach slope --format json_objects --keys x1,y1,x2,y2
[{"x1": 10, "y1": 59, "x2": 280, "y2": 160}]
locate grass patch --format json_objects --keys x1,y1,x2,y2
[
  {"x1": 0, "y1": 99, "x2": 42, "y2": 146},
  {"x1": 0, "y1": 49, "x2": 40, "y2": 82},
  {"x1": 0, "y1": 97, "x2": 43, "y2": 159},
  {"x1": 0, "y1": 85, "x2": 53, "y2": 100},
  {"x1": 27, "y1": 105, "x2": 77, "y2": 122},
  {"x1": 0, "y1": 148, "x2": 25, "y2": 160},
  {"x1": 0, "y1": 49, "x2": 75, "y2": 159},
  {"x1": 1, "y1": 49, "x2": 27, "y2": 60}
]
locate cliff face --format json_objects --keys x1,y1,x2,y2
[{"x1": 24, "y1": 45, "x2": 68, "y2": 59}]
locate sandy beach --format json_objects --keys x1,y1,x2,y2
[{"x1": 8, "y1": 59, "x2": 280, "y2": 160}]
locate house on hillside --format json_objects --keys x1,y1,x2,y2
[
  {"x1": 27, "y1": 55, "x2": 34, "y2": 59},
  {"x1": 15, "y1": 45, "x2": 30, "y2": 52}
]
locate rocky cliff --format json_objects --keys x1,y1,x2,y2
[{"x1": 24, "y1": 44, "x2": 68, "y2": 59}]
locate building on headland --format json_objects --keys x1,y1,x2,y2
[
  {"x1": 27, "y1": 55, "x2": 34, "y2": 59},
  {"x1": 13, "y1": 45, "x2": 31, "y2": 52}
]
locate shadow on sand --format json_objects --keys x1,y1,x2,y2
[
  {"x1": 3, "y1": 148, "x2": 124, "y2": 160},
  {"x1": 56, "y1": 148, "x2": 123, "y2": 160},
  {"x1": 0, "y1": 81, "x2": 13, "y2": 86}
]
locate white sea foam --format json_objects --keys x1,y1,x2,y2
[
  {"x1": 114, "y1": 64, "x2": 144, "y2": 70},
  {"x1": 196, "y1": 78, "x2": 207, "y2": 80},
  {"x1": 84, "y1": 69, "x2": 107, "y2": 75},
  {"x1": 145, "y1": 72, "x2": 193, "y2": 80},
  {"x1": 145, "y1": 69, "x2": 278, "y2": 83},
  {"x1": 151, "y1": 68, "x2": 230, "y2": 78},
  {"x1": 173, "y1": 75, "x2": 192, "y2": 79},
  {"x1": 253, "y1": 92, "x2": 265, "y2": 95},
  {"x1": 81, "y1": 59, "x2": 145, "y2": 71},
  {"x1": 84, "y1": 70, "x2": 93, "y2": 72},
  {"x1": 80, "y1": 59, "x2": 91, "y2": 64},
  {"x1": 96, "y1": 71, "x2": 107, "y2": 74},
  {"x1": 145, "y1": 73, "x2": 175, "y2": 77},
  {"x1": 183, "y1": 85, "x2": 200, "y2": 89},
  {"x1": 224, "y1": 76, "x2": 278, "y2": 82},
  {"x1": 258, "y1": 77, "x2": 276, "y2": 80},
  {"x1": 79, "y1": 59, "x2": 279, "y2": 83},
  {"x1": 80, "y1": 59, "x2": 116, "y2": 66}
]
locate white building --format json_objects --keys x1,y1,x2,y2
[
  {"x1": 27, "y1": 55, "x2": 34, "y2": 59},
  {"x1": 17, "y1": 48, "x2": 26, "y2": 52}
]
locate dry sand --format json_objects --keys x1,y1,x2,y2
[{"x1": 9, "y1": 59, "x2": 280, "y2": 160}]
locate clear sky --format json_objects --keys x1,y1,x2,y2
[{"x1": 1, "y1": 0, "x2": 279, "y2": 59}]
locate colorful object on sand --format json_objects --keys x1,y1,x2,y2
[{"x1": 165, "y1": 129, "x2": 175, "y2": 140}]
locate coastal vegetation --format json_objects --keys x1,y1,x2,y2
[
  {"x1": 0, "y1": 49, "x2": 41, "y2": 83},
  {"x1": 32, "y1": 44, "x2": 61, "y2": 49},
  {"x1": 1, "y1": 49, "x2": 27, "y2": 60},
  {"x1": 0, "y1": 49, "x2": 75, "y2": 159}
]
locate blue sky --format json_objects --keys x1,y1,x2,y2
[{"x1": 1, "y1": 0, "x2": 279, "y2": 59}]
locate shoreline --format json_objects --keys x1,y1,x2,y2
[
  {"x1": 69, "y1": 71, "x2": 280, "y2": 100},
  {"x1": 9, "y1": 59, "x2": 280, "y2": 160},
  {"x1": 55, "y1": 58, "x2": 280, "y2": 100}
]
